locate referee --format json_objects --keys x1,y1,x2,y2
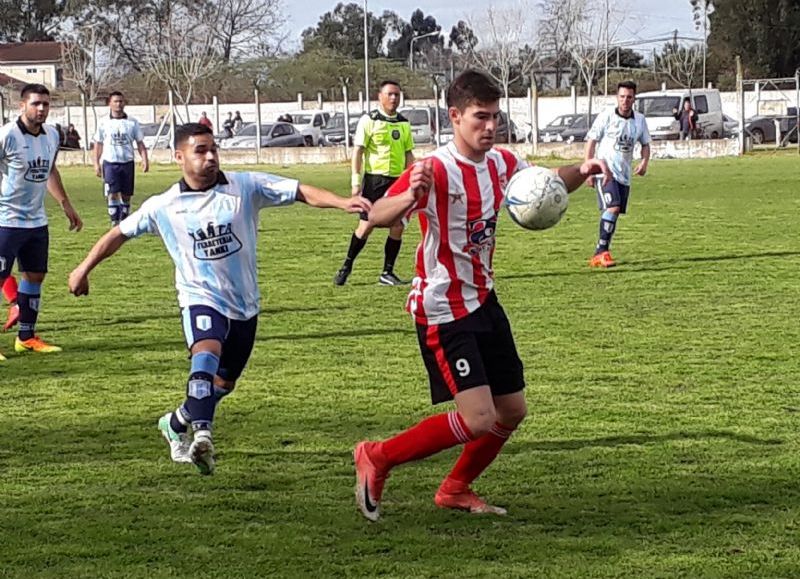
[{"x1": 334, "y1": 80, "x2": 414, "y2": 286}]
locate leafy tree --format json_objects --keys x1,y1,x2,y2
[
  {"x1": 385, "y1": 9, "x2": 443, "y2": 64},
  {"x1": 0, "y1": 0, "x2": 69, "y2": 42},
  {"x1": 707, "y1": 0, "x2": 800, "y2": 78},
  {"x1": 301, "y1": 2, "x2": 388, "y2": 59}
]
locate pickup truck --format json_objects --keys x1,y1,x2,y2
[{"x1": 745, "y1": 107, "x2": 799, "y2": 145}]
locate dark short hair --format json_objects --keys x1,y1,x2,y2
[
  {"x1": 379, "y1": 79, "x2": 401, "y2": 91},
  {"x1": 174, "y1": 122, "x2": 213, "y2": 148},
  {"x1": 108, "y1": 91, "x2": 124, "y2": 99},
  {"x1": 446, "y1": 70, "x2": 501, "y2": 110},
  {"x1": 20, "y1": 84, "x2": 50, "y2": 100},
  {"x1": 617, "y1": 80, "x2": 637, "y2": 93}
]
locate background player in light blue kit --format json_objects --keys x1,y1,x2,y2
[
  {"x1": 0, "y1": 83, "x2": 83, "y2": 361},
  {"x1": 69, "y1": 123, "x2": 371, "y2": 475},
  {"x1": 585, "y1": 81, "x2": 651, "y2": 268},
  {"x1": 93, "y1": 91, "x2": 149, "y2": 226}
]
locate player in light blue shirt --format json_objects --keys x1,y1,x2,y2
[
  {"x1": 69, "y1": 123, "x2": 370, "y2": 475},
  {"x1": 585, "y1": 80, "x2": 651, "y2": 268},
  {"x1": 0, "y1": 83, "x2": 82, "y2": 361},
  {"x1": 93, "y1": 91, "x2": 149, "y2": 226}
]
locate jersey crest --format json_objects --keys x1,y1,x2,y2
[{"x1": 24, "y1": 156, "x2": 51, "y2": 182}]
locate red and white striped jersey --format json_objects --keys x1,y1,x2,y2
[{"x1": 387, "y1": 141, "x2": 528, "y2": 326}]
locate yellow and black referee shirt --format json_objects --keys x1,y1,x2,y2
[{"x1": 354, "y1": 109, "x2": 414, "y2": 177}]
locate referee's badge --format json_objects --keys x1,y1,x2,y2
[{"x1": 392, "y1": 129, "x2": 400, "y2": 140}]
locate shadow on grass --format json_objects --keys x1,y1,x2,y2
[
  {"x1": 264, "y1": 327, "x2": 414, "y2": 341},
  {"x1": 501, "y1": 250, "x2": 800, "y2": 281},
  {"x1": 511, "y1": 429, "x2": 782, "y2": 452}
]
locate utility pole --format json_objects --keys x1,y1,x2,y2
[
  {"x1": 363, "y1": 0, "x2": 370, "y2": 112},
  {"x1": 604, "y1": 0, "x2": 609, "y2": 96}
]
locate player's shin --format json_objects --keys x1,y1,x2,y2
[
  {"x1": 595, "y1": 210, "x2": 618, "y2": 254},
  {"x1": 17, "y1": 279, "x2": 41, "y2": 340},
  {"x1": 380, "y1": 411, "x2": 475, "y2": 468},
  {"x1": 445, "y1": 422, "x2": 516, "y2": 485},
  {"x1": 182, "y1": 351, "x2": 220, "y2": 432},
  {"x1": 107, "y1": 196, "x2": 122, "y2": 225}
]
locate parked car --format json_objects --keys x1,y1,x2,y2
[
  {"x1": 398, "y1": 106, "x2": 448, "y2": 145},
  {"x1": 534, "y1": 113, "x2": 584, "y2": 143},
  {"x1": 636, "y1": 88, "x2": 724, "y2": 139},
  {"x1": 560, "y1": 113, "x2": 598, "y2": 143},
  {"x1": 722, "y1": 114, "x2": 739, "y2": 138},
  {"x1": 283, "y1": 110, "x2": 330, "y2": 146},
  {"x1": 322, "y1": 112, "x2": 362, "y2": 146},
  {"x1": 745, "y1": 108, "x2": 799, "y2": 145},
  {"x1": 219, "y1": 122, "x2": 305, "y2": 149},
  {"x1": 141, "y1": 123, "x2": 172, "y2": 149}
]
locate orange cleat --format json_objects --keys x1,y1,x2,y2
[
  {"x1": 15, "y1": 336, "x2": 62, "y2": 353},
  {"x1": 354, "y1": 441, "x2": 389, "y2": 522},
  {"x1": 3, "y1": 303, "x2": 19, "y2": 332},
  {"x1": 589, "y1": 251, "x2": 617, "y2": 268},
  {"x1": 434, "y1": 477, "x2": 507, "y2": 515}
]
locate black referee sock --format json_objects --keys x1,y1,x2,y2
[
  {"x1": 383, "y1": 236, "x2": 402, "y2": 273},
  {"x1": 343, "y1": 233, "x2": 367, "y2": 269}
]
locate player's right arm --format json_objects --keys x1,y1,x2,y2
[
  {"x1": 68, "y1": 226, "x2": 129, "y2": 296},
  {"x1": 93, "y1": 122, "x2": 104, "y2": 178},
  {"x1": 369, "y1": 160, "x2": 433, "y2": 227}
]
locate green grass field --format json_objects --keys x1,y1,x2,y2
[{"x1": 2, "y1": 154, "x2": 800, "y2": 578}]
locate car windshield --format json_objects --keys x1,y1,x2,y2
[
  {"x1": 237, "y1": 124, "x2": 272, "y2": 137},
  {"x1": 326, "y1": 115, "x2": 344, "y2": 129},
  {"x1": 637, "y1": 96, "x2": 681, "y2": 116},
  {"x1": 546, "y1": 115, "x2": 577, "y2": 129},
  {"x1": 292, "y1": 114, "x2": 312, "y2": 125},
  {"x1": 140, "y1": 124, "x2": 163, "y2": 137},
  {"x1": 402, "y1": 110, "x2": 429, "y2": 126}
]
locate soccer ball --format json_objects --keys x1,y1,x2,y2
[{"x1": 504, "y1": 166, "x2": 569, "y2": 230}]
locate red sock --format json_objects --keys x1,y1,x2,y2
[
  {"x1": 379, "y1": 411, "x2": 474, "y2": 468},
  {"x1": 446, "y1": 422, "x2": 516, "y2": 485},
  {"x1": 2, "y1": 276, "x2": 17, "y2": 303}
]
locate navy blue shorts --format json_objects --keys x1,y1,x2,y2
[
  {"x1": 0, "y1": 226, "x2": 49, "y2": 277},
  {"x1": 103, "y1": 161, "x2": 135, "y2": 196},
  {"x1": 181, "y1": 305, "x2": 258, "y2": 382},
  {"x1": 416, "y1": 292, "x2": 525, "y2": 405},
  {"x1": 595, "y1": 177, "x2": 630, "y2": 214}
]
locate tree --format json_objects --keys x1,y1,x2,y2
[
  {"x1": 707, "y1": 0, "x2": 800, "y2": 78},
  {"x1": 211, "y1": 0, "x2": 288, "y2": 62},
  {"x1": 538, "y1": 0, "x2": 581, "y2": 91},
  {"x1": 301, "y1": 2, "x2": 388, "y2": 59},
  {"x1": 385, "y1": 9, "x2": 443, "y2": 65},
  {"x1": 449, "y1": 20, "x2": 477, "y2": 54},
  {"x1": 0, "y1": 0, "x2": 67, "y2": 42},
  {"x1": 466, "y1": 3, "x2": 540, "y2": 142},
  {"x1": 689, "y1": 0, "x2": 713, "y2": 85},
  {"x1": 656, "y1": 41, "x2": 703, "y2": 89}
]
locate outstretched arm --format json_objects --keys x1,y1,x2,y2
[
  {"x1": 68, "y1": 227, "x2": 129, "y2": 296},
  {"x1": 296, "y1": 183, "x2": 372, "y2": 214},
  {"x1": 555, "y1": 158, "x2": 611, "y2": 193},
  {"x1": 369, "y1": 160, "x2": 433, "y2": 227}
]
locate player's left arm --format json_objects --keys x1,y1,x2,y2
[
  {"x1": 296, "y1": 183, "x2": 371, "y2": 215},
  {"x1": 635, "y1": 119, "x2": 651, "y2": 176},
  {"x1": 69, "y1": 227, "x2": 129, "y2": 296},
  {"x1": 556, "y1": 159, "x2": 611, "y2": 193},
  {"x1": 47, "y1": 166, "x2": 82, "y2": 231}
]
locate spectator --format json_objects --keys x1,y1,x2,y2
[
  {"x1": 198, "y1": 111, "x2": 213, "y2": 130},
  {"x1": 673, "y1": 98, "x2": 698, "y2": 140},
  {"x1": 65, "y1": 124, "x2": 81, "y2": 149},
  {"x1": 277, "y1": 113, "x2": 293, "y2": 123},
  {"x1": 233, "y1": 111, "x2": 243, "y2": 133},
  {"x1": 222, "y1": 112, "x2": 234, "y2": 138}
]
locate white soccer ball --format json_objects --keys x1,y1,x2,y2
[{"x1": 504, "y1": 166, "x2": 569, "y2": 231}]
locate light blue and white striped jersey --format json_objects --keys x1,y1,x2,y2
[
  {"x1": 118, "y1": 171, "x2": 299, "y2": 320},
  {"x1": 94, "y1": 115, "x2": 144, "y2": 163},
  {"x1": 586, "y1": 109, "x2": 650, "y2": 186},
  {"x1": 0, "y1": 119, "x2": 61, "y2": 228}
]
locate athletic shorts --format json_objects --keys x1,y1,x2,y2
[
  {"x1": 0, "y1": 226, "x2": 49, "y2": 277},
  {"x1": 103, "y1": 161, "x2": 135, "y2": 196},
  {"x1": 416, "y1": 292, "x2": 525, "y2": 405},
  {"x1": 181, "y1": 305, "x2": 258, "y2": 382},
  {"x1": 359, "y1": 173, "x2": 397, "y2": 221},
  {"x1": 595, "y1": 177, "x2": 630, "y2": 214}
]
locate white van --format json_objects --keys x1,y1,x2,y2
[{"x1": 635, "y1": 88, "x2": 724, "y2": 139}]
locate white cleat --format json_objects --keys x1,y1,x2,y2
[
  {"x1": 158, "y1": 413, "x2": 192, "y2": 463},
  {"x1": 189, "y1": 430, "x2": 215, "y2": 475}
]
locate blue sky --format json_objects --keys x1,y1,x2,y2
[{"x1": 287, "y1": 0, "x2": 700, "y2": 49}]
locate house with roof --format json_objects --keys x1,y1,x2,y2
[{"x1": 0, "y1": 42, "x2": 64, "y2": 89}]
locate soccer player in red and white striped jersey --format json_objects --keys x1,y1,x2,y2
[{"x1": 353, "y1": 70, "x2": 611, "y2": 521}]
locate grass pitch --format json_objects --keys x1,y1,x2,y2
[{"x1": 2, "y1": 155, "x2": 800, "y2": 578}]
